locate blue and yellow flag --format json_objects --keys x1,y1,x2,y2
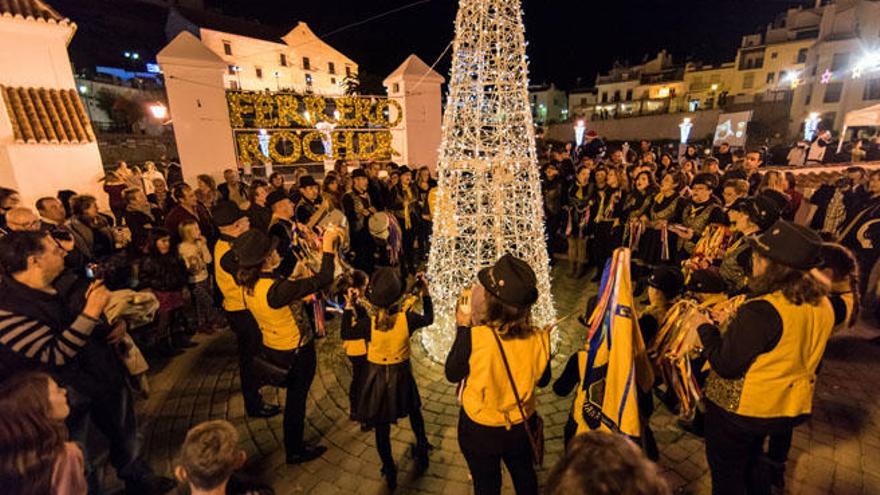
[{"x1": 581, "y1": 248, "x2": 653, "y2": 437}]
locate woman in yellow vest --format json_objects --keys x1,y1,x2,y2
[
  {"x1": 445, "y1": 254, "x2": 551, "y2": 495},
  {"x1": 343, "y1": 267, "x2": 433, "y2": 490},
  {"x1": 231, "y1": 227, "x2": 341, "y2": 465},
  {"x1": 762, "y1": 240, "x2": 859, "y2": 490},
  {"x1": 690, "y1": 220, "x2": 848, "y2": 495}
]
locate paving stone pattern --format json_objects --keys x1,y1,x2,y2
[{"x1": 140, "y1": 268, "x2": 880, "y2": 494}]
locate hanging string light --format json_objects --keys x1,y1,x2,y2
[{"x1": 422, "y1": 0, "x2": 557, "y2": 361}]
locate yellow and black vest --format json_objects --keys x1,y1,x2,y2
[
  {"x1": 705, "y1": 291, "x2": 834, "y2": 418},
  {"x1": 214, "y1": 239, "x2": 245, "y2": 312},
  {"x1": 461, "y1": 326, "x2": 551, "y2": 428},
  {"x1": 243, "y1": 277, "x2": 304, "y2": 351},
  {"x1": 366, "y1": 310, "x2": 411, "y2": 364},
  {"x1": 569, "y1": 350, "x2": 592, "y2": 435},
  {"x1": 342, "y1": 309, "x2": 367, "y2": 357}
]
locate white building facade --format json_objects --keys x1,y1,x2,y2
[{"x1": 166, "y1": 7, "x2": 357, "y2": 95}]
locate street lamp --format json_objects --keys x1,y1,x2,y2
[
  {"x1": 804, "y1": 112, "x2": 820, "y2": 141},
  {"x1": 679, "y1": 117, "x2": 693, "y2": 144},
  {"x1": 148, "y1": 102, "x2": 168, "y2": 120},
  {"x1": 574, "y1": 119, "x2": 586, "y2": 147}
]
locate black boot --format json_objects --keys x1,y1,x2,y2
[
  {"x1": 380, "y1": 464, "x2": 397, "y2": 491},
  {"x1": 172, "y1": 333, "x2": 197, "y2": 349},
  {"x1": 412, "y1": 442, "x2": 432, "y2": 475}
]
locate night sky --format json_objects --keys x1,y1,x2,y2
[{"x1": 212, "y1": 0, "x2": 817, "y2": 89}]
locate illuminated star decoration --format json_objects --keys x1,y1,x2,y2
[{"x1": 820, "y1": 69, "x2": 833, "y2": 84}]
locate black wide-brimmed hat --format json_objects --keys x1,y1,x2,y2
[
  {"x1": 759, "y1": 189, "x2": 789, "y2": 216},
  {"x1": 685, "y1": 269, "x2": 727, "y2": 294},
  {"x1": 748, "y1": 220, "x2": 823, "y2": 270},
  {"x1": 691, "y1": 172, "x2": 719, "y2": 189},
  {"x1": 730, "y1": 196, "x2": 778, "y2": 231},
  {"x1": 478, "y1": 254, "x2": 538, "y2": 309},
  {"x1": 212, "y1": 201, "x2": 245, "y2": 227},
  {"x1": 266, "y1": 189, "x2": 288, "y2": 208},
  {"x1": 299, "y1": 175, "x2": 318, "y2": 188},
  {"x1": 366, "y1": 266, "x2": 405, "y2": 308},
  {"x1": 231, "y1": 229, "x2": 278, "y2": 268},
  {"x1": 647, "y1": 266, "x2": 684, "y2": 299}
]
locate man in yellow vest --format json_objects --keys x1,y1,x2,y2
[
  {"x1": 691, "y1": 220, "x2": 848, "y2": 495},
  {"x1": 212, "y1": 201, "x2": 280, "y2": 418}
]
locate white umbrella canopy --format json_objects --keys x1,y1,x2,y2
[{"x1": 839, "y1": 103, "x2": 880, "y2": 152}]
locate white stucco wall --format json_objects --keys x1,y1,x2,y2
[
  {"x1": 159, "y1": 62, "x2": 238, "y2": 185},
  {"x1": 0, "y1": 17, "x2": 106, "y2": 209}
]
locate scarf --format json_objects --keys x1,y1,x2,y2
[{"x1": 823, "y1": 188, "x2": 846, "y2": 234}]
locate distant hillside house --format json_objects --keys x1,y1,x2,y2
[{"x1": 166, "y1": 6, "x2": 357, "y2": 95}]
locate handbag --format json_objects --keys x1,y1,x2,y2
[
  {"x1": 252, "y1": 351, "x2": 291, "y2": 387},
  {"x1": 490, "y1": 330, "x2": 545, "y2": 466}
]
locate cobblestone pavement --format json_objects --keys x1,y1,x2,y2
[{"x1": 140, "y1": 267, "x2": 880, "y2": 494}]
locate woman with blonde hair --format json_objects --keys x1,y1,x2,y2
[{"x1": 0, "y1": 372, "x2": 87, "y2": 495}]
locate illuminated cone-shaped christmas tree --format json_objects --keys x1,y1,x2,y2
[{"x1": 422, "y1": 0, "x2": 556, "y2": 361}]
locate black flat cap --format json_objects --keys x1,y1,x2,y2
[
  {"x1": 366, "y1": 266, "x2": 405, "y2": 308},
  {"x1": 212, "y1": 201, "x2": 245, "y2": 227},
  {"x1": 685, "y1": 269, "x2": 727, "y2": 294},
  {"x1": 231, "y1": 229, "x2": 278, "y2": 268},
  {"x1": 299, "y1": 175, "x2": 318, "y2": 188},
  {"x1": 692, "y1": 172, "x2": 719, "y2": 189},
  {"x1": 266, "y1": 189, "x2": 288, "y2": 208},
  {"x1": 647, "y1": 266, "x2": 684, "y2": 299}
]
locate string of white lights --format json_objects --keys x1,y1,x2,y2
[{"x1": 422, "y1": 0, "x2": 557, "y2": 362}]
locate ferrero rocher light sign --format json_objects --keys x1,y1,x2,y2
[{"x1": 227, "y1": 91, "x2": 403, "y2": 165}]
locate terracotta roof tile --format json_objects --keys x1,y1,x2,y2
[
  {"x1": 0, "y1": 0, "x2": 68, "y2": 24},
  {"x1": 1, "y1": 86, "x2": 95, "y2": 144}
]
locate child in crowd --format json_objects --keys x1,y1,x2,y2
[
  {"x1": 175, "y1": 420, "x2": 273, "y2": 495},
  {"x1": 0, "y1": 372, "x2": 87, "y2": 495},
  {"x1": 544, "y1": 431, "x2": 670, "y2": 495},
  {"x1": 340, "y1": 269, "x2": 369, "y2": 423},
  {"x1": 343, "y1": 268, "x2": 433, "y2": 490},
  {"x1": 179, "y1": 220, "x2": 225, "y2": 333},
  {"x1": 140, "y1": 227, "x2": 194, "y2": 356}
]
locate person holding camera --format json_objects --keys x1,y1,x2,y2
[
  {"x1": 445, "y1": 254, "x2": 552, "y2": 495},
  {"x1": 229, "y1": 226, "x2": 342, "y2": 464},
  {"x1": 0, "y1": 230, "x2": 174, "y2": 494},
  {"x1": 341, "y1": 268, "x2": 433, "y2": 490}
]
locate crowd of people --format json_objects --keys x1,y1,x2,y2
[{"x1": 0, "y1": 134, "x2": 877, "y2": 495}]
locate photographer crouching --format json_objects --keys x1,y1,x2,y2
[{"x1": 0, "y1": 231, "x2": 175, "y2": 494}]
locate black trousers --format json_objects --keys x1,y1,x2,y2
[
  {"x1": 225, "y1": 309, "x2": 263, "y2": 412},
  {"x1": 374, "y1": 408, "x2": 428, "y2": 470},
  {"x1": 67, "y1": 382, "x2": 153, "y2": 489},
  {"x1": 458, "y1": 412, "x2": 538, "y2": 495},
  {"x1": 400, "y1": 226, "x2": 416, "y2": 276},
  {"x1": 264, "y1": 342, "x2": 318, "y2": 455},
  {"x1": 348, "y1": 355, "x2": 367, "y2": 419},
  {"x1": 704, "y1": 402, "x2": 793, "y2": 495}
]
